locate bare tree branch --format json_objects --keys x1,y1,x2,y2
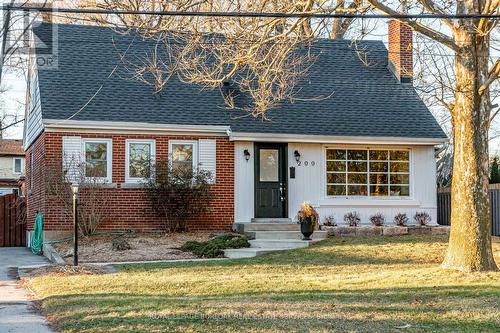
[
  {"x1": 367, "y1": 0, "x2": 458, "y2": 52},
  {"x1": 419, "y1": 0, "x2": 454, "y2": 29},
  {"x1": 480, "y1": 58, "x2": 500, "y2": 95}
]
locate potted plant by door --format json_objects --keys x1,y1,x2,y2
[{"x1": 296, "y1": 202, "x2": 319, "y2": 240}]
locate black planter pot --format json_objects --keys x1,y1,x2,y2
[{"x1": 300, "y1": 218, "x2": 314, "y2": 240}]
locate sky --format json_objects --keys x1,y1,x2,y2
[
  {"x1": 1, "y1": 73, "x2": 24, "y2": 139},
  {"x1": 1, "y1": 0, "x2": 28, "y2": 139}
]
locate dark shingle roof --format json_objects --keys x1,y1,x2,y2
[{"x1": 34, "y1": 23, "x2": 446, "y2": 139}]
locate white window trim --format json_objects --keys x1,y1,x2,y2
[
  {"x1": 169, "y1": 140, "x2": 199, "y2": 171},
  {"x1": 322, "y1": 145, "x2": 414, "y2": 201},
  {"x1": 82, "y1": 138, "x2": 113, "y2": 183},
  {"x1": 125, "y1": 139, "x2": 156, "y2": 183},
  {"x1": 12, "y1": 157, "x2": 23, "y2": 174}
]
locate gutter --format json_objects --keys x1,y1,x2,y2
[
  {"x1": 229, "y1": 132, "x2": 448, "y2": 146},
  {"x1": 43, "y1": 119, "x2": 231, "y2": 136}
]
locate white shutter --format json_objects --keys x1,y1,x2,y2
[
  {"x1": 62, "y1": 136, "x2": 82, "y2": 184},
  {"x1": 198, "y1": 139, "x2": 216, "y2": 183}
]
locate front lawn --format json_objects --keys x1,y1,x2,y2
[{"x1": 28, "y1": 235, "x2": 500, "y2": 333}]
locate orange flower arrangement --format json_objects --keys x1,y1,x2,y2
[{"x1": 296, "y1": 202, "x2": 319, "y2": 225}]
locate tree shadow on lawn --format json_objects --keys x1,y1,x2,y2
[
  {"x1": 42, "y1": 284, "x2": 499, "y2": 333},
  {"x1": 117, "y1": 235, "x2": 450, "y2": 272}
]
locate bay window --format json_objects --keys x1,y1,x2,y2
[{"x1": 326, "y1": 148, "x2": 410, "y2": 197}]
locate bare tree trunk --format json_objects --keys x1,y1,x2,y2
[
  {"x1": 330, "y1": 0, "x2": 345, "y2": 39},
  {"x1": 442, "y1": 26, "x2": 498, "y2": 272}
]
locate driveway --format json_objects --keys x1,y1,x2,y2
[{"x1": 0, "y1": 247, "x2": 52, "y2": 333}]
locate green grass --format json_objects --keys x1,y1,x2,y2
[{"x1": 28, "y1": 235, "x2": 500, "y2": 333}]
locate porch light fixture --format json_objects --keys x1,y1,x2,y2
[
  {"x1": 294, "y1": 150, "x2": 301, "y2": 163},
  {"x1": 244, "y1": 149, "x2": 251, "y2": 162}
]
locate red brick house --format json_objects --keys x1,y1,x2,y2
[{"x1": 24, "y1": 22, "x2": 447, "y2": 241}]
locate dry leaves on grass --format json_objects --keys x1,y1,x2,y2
[{"x1": 21, "y1": 265, "x2": 109, "y2": 279}]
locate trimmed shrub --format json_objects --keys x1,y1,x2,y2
[
  {"x1": 393, "y1": 213, "x2": 409, "y2": 226},
  {"x1": 112, "y1": 238, "x2": 131, "y2": 251},
  {"x1": 414, "y1": 212, "x2": 432, "y2": 226},
  {"x1": 322, "y1": 215, "x2": 337, "y2": 227},
  {"x1": 180, "y1": 234, "x2": 250, "y2": 258},
  {"x1": 143, "y1": 161, "x2": 214, "y2": 232},
  {"x1": 344, "y1": 211, "x2": 360, "y2": 227},
  {"x1": 180, "y1": 240, "x2": 202, "y2": 252},
  {"x1": 369, "y1": 213, "x2": 385, "y2": 226}
]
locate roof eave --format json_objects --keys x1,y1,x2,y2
[
  {"x1": 43, "y1": 119, "x2": 231, "y2": 136},
  {"x1": 229, "y1": 132, "x2": 448, "y2": 146}
]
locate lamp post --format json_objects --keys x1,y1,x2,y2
[{"x1": 72, "y1": 184, "x2": 79, "y2": 266}]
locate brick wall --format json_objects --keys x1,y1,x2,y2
[
  {"x1": 388, "y1": 19, "x2": 413, "y2": 81},
  {"x1": 26, "y1": 132, "x2": 47, "y2": 229},
  {"x1": 26, "y1": 132, "x2": 234, "y2": 232}
]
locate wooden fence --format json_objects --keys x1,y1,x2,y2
[
  {"x1": 0, "y1": 193, "x2": 26, "y2": 247},
  {"x1": 437, "y1": 186, "x2": 500, "y2": 236}
]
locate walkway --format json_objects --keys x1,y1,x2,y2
[{"x1": 0, "y1": 247, "x2": 52, "y2": 333}]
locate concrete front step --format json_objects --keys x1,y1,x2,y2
[
  {"x1": 248, "y1": 239, "x2": 310, "y2": 249},
  {"x1": 223, "y1": 248, "x2": 280, "y2": 259},
  {"x1": 227, "y1": 221, "x2": 327, "y2": 258},
  {"x1": 235, "y1": 222, "x2": 299, "y2": 232},
  {"x1": 251, "y1": 218, "x2": 293, "y2": 223},
  {"x1": 246, "y1": 230, "x2": 328, "y2": 240}
]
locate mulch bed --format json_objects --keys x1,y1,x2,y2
[{"x1": 52, "y1": 232, "x2": 213, "y2": 264}]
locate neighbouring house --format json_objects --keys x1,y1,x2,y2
[
  {"x1": 0, "y1": 139, "x2": 25, "y2": 196},
  {"x1": 24, "y1": 21, "x2": 447, "y2": 240}
]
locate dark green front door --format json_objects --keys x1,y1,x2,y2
[{"x1": 255, "y1": 143, "x2": 287, "y2": 218}]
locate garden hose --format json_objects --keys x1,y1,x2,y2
[
  {"x1": 93, "y1": 230, "x2": 136, "y2": 236},
  {"x1": 30, "y1": 212, "x2": 44, "y2": 255},
  {"x1": 45, "y1": 236, "x2": 72, "y2": 244},
  {"x1": 44, "y1": 230, "x2": 136, "y2": 245}
]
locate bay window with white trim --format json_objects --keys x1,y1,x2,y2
[
  {"x1": 82, "y1": 139, "x2": 112, "y2": 182},
  {"x1": 326, "y1": 148, "x2": 410, "y2": 197},
  {"x1": 126, "y1": 139, "x2": 156, "y2": 183}
]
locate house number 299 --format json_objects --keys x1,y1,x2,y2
[{"x1": 297, "y1": 161, "x2": 315, "y2": 166}]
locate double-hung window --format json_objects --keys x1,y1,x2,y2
[
  {"x1": 83, "y1": 139, "x2": 112, "y2": 182},
  {"x1": 169, "y1": 140, "x2": 198, "y2": 174},
  {"x1": 326, "y1": 148, "x2": 410, "y2": 197},
  {"x1": 13, "y1": 157, "x2": 23, "y2": 174},
  {"x1": 126, "y1": 139, "x2": 155, "y2": 182}
]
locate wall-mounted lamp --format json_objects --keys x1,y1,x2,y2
[
  {"x1": 294, "y1": 150, "x2": 301, "y2": 163},
  {"x1": 243, "y1": 149, "x2": 251, "y2": 162}
]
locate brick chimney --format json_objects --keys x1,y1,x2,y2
[{"x1": 388, "y1": 20, "x2": 413, "y2": 83}]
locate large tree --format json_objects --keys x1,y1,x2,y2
[{"x1": 367, "y1": 0, "x2": 498, "y2": 272}]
